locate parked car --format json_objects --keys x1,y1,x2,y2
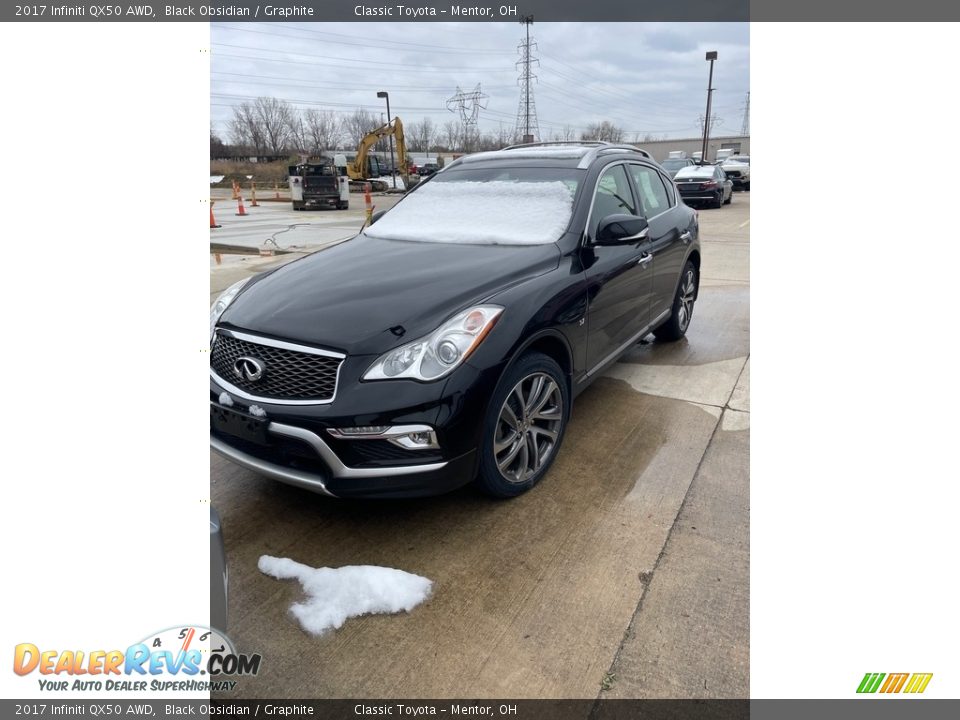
[
  {"x1": 210, "y1": 507, "x2": 228, "y2": 631},
  {"x1": 720, "y1": 155, "x2": 750, "y2": 190},
  {"x1": 660, "y1": 157, "x2": 697, "y2": 178},
  {"x1": 674, "y1": 165, "x2": 733, "y2": 208},
  {"x1": 209, "y1": 143, "x2": 701, "y2": 499},
  {"x1": 420, "y1": 162, "x2": 440, "y2": 176}
]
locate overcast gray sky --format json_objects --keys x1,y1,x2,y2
[{"x1": 211, "y1": 22, "x2": 749, "y2": 142}]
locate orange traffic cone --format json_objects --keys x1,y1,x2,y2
[
  {"x1": 232, "y1": 180, "x2": 240, "y2": 200},
  {"x1": 249, "y1": 182, "x2": 260, "y2": 207},
  {"x1": 210, "y1": 200, "x2": 221, "y2": 228},
  {"x1": 236, "y1": 196, "x2": 247, "y2": 216},
  {"x1": 274, "y1": 182, "x2": 280, "y2": 200}
]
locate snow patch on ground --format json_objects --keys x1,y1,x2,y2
[
  {"x1": 364, "y1": 180, "x2": 574, "y2": 245},
  {"x1": 218, "y1": 392, "x2": 234, "y2": 407},
  {"x1": 248, "y1": 404, "x2": 266, "y2": 417},
  {"x1": 258, "y1": 556, "x2": 433, "y2": 636}
]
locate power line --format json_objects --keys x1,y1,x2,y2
[
  {"x1": 236, "y1": 21, "x2": 514, "y2": 54},
  {"x1": 211, "y1": 44, "x2": 515, "y2": 72},
  {"x1": 213, "y1": 24, "x2": 514, "y2": 57}
]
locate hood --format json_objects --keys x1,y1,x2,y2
[{"x1": 220, "y1": 233, "x2": 560, "y2": 355}]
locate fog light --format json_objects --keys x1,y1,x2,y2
[
  {"x1": 389, "y1": 430, "x2": 439, "y2": 450},
  {"x1": 327, "y1": 424, "x2": 439, "y2": 451}
]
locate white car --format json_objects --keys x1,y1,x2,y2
[{"x1": 720, "y1": 155, "x2": 750, "y2": 191}]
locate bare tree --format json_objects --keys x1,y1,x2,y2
[
  {"x1": 342, "y1": 108, "x2": 380, "y2": 148},
  {"x1": 442, "y1": 120, "x2": 460, "y2": 152},
  {"x1": 581, "y1": 120, "x2": 624, "y2": 143},
  {"x1": 286, "y1": 111, "x2": 308, "y2": 154},
  {"x1": 229, "y1": 102, "x2": 265, "y2": 156},
  {"x1": 303, "y1": 109, "x2": 342, "y2": 153},
  {"x1": 560, "y1": 124, "x2": 576, "y2": 142},
  {"x1": 252, "y1": 97, "x2": 293, "y2": 156},
  {"x1": 407, "y1": 118, "x2": 437, "y2": 153}
]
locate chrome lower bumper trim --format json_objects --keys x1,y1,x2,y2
[
  {"x1": 210, "y1": 434, "x2": 337, "y2": 497},
  {"x1": 211, "y1": 416, "x2": 449, "y2": 492},
  {"x1": 268, "y1": 422, "x2": 448, "y2": 478}
]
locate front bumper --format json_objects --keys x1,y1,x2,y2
[{"x1": 210, "y1": 354, "x2": 497, "y2": 498}]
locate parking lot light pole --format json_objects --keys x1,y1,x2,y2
[
  {"x1": 377, "y1": 91, "x2": 397, "y2": 189},
  {"x1": 701, "y1": 51, "x2": 718, "y2": 164}
]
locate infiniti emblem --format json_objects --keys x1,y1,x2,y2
[{"x1": 233, "y1": 356, "x2": 265, "y2": 383}]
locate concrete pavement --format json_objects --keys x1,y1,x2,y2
[{"x1": 210, "y1": 192, "x2": 750, "y2": 700}]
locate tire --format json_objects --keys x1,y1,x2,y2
[
  {"x1": 712, "y1": 191, "x2": 723, "y2": 209},
  {"x1": 337, "y1": 201, "x2": 349, "y2": 210},
  {"x1": 653, "y1": 261, "x2": 698, "y2": 342},
  {"x1": 476, "y1": 352, "x2": 569, "y2": 498},
  {"x1": 744, "y1": 181, "x2": 750, "y2": 191},
  {"x1": 724, "y1": 190, "x2": 733, "y2": 205}
]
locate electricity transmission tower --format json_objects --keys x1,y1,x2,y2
[
  {"x1": 514, "y1": 15, "x2": 540, "y2": 144},
  {"x1": 446, "y1": 84, "x2": 489, "y2": 152},
  {"x1": 446, "y1": 84, "x2": 489, "y2": 128},
  {"x1": 740, "y1": 91, "x2": 750, "y2": 136},
  {"x1": 698, "y1": 114, "x2": 723, "y2": 135}
]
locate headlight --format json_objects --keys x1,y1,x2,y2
[
  {"x1": 210, "y1": 277, "x2": 251, "y2": 340},
  {"x1": 363, "y1": 305, "x2": 503, "y2": 382}
]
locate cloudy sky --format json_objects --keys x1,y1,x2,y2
[{"x1": 211, "y1": 22, "x2": 749, "y2": 143}]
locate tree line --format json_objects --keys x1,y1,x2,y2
[{"x1": 213, "y1": 96, "x2": 662, "y2": 159}]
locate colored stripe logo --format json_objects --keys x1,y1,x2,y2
[{"x1": 857, "y1": 672, "x2": 932, "y2": 694}]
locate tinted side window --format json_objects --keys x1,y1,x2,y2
[
  {"x1": 590, "y1": 164, "x2": 637, "y2": 238},
  {"x1": 660, "y1": 171, "x2": 676, "y2": 207},
  {"x1": 629, "y1": 164, "x2": 671, "y2": 217}
]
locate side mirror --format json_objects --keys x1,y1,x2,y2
[
  {"x1": 596, "y1": 214, "x2": 649, "y2": 245},
  {"x1": 369, "y1": 210, "x2": 387, "y2": 225}
]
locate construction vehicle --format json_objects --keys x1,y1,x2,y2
[
  {"x1": 288, "y1": 157, "x2": 350, "y2": 210},
  {"x1": 345, "y1": 117, "x2": 417, "y2": 192}
]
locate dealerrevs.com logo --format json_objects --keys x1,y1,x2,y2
[
  {"x1": 857, "y1": 672, "x2": 933, "y2": 694},
  {"x1": 13, "y1": 626, "x2": 261, "y2": 693}
]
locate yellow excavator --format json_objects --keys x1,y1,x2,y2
[{"x1": 346, "y1": 117, "x2": 416, "y2": 192}]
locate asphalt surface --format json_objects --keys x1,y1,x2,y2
[{"x1": 210, "y1": 191, "x2": 750, "y2": 699}]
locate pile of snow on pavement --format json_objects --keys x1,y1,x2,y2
[{"x1": 258, "y1": 555, "x2": 433, "y2": 636}]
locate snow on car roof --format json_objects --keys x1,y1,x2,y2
[
  {"x1": 364, "y1": 180, "x2": 575, "y2": 246},
  {"x1": 459, "y1": 146, "x2": 590, "y2": 163}
]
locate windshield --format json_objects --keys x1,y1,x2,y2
[
  {"x1": 726, "y1": 156, "x2": 749, "y2": 163},
  {"x1": 364, "y1": 166, "x2": 584, "y2": 246},
  {"x1": 661, "y1": 159, "x2": 690, "y2": 170}
]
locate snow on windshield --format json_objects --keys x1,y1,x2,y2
[{"x1": 364, "y1": 180, "x2": 575, "y2": 245}]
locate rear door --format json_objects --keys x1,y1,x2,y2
[
  {"x1": 627, "y1": 163, "x2": 686, "y2": 323},
  {"x1": 582, "y1": 163, "x2": 655, "y2": 373}
]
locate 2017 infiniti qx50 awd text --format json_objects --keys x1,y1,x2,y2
[{"x1": 210, "y1": 142, "x2": 701, "y2": 498}]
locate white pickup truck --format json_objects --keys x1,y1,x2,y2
[{"x1": 720, "y1": 155, "x2": 750, "y2": 191}]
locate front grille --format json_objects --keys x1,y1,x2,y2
[
  {"x1": 211, "y1": 331, "x2": 342, "y2": 402},
  {"x1": 725, "y1": 170, "x2": 742, "y2": 178}
]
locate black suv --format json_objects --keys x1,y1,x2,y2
[{"x1": 210, "y1": 143, "x2": 701, "y2": 499}]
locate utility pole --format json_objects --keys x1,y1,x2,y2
[
  {"x1": 376, "y1": 91, "x2": 395, "y2": 189},
  {"x1": 740, "y1": 91, "x2": 750, "y2": 136},
  {"x1": 701, "y1": 51, "x2": 718, "y2": 163}
]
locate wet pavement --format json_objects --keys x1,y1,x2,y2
[{"x1": 210, "y1": 192, "x2": 750, "y2": 699}]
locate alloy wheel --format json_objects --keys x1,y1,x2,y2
[
  {"x1": 494, "y1": 372, "x2": 564, "y2": 484},
  {"x1": 677, "y1": 269, "x2": 696, "y2": 332}
]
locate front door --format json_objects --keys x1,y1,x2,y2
[{"x1": 582, "y1": 163, "x2": 655, "y2": 374}]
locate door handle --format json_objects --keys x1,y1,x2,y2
[
  {"x1": 680, "y1": 230, "x2": 692, "y2": 243},
  {"x1": 637, "y1": 253, "x2": 653, "y2": 267}
]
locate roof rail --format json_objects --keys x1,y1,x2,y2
[
  {"x1": 502, "y1": 140, "x2": 609, "y2": 151},
  {"x1": 577, "y1": 144, "x2": 652, "y2": 168}
]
